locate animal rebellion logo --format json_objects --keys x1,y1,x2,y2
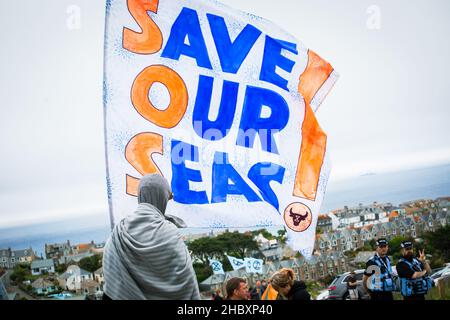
[
  {"x1": 233, "y1": 259, "x2": 243, "y2": 267},
  {"x1": 283, "y1": 202, "x2": 312, "y2": 232},
  {"x1": 252, "y1": 260, "x2": 261, "y2": 271},
  {"x1": 211, "y1": 262, "x2": 221, "y2": 272}
]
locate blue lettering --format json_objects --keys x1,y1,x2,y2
[
  {"x1": 171, "y1": 140, "x2": 209, "y2": 204},
  {"x1": 161, "y1": 7, "x2": 212, "y2": 69},
  {"x1": 259, "y1": 36, "x2": 298, "y2": 91},
  {"x1": 211, "y1": 152, "x2": 261, "y2": 203},
  {"x1": 192, "y1": 75, "x2": 238, "y2": 141},
  {"x1": 237, "y1": 86, "x2": 289, "y2": 154},
  {"x1": 248, "y1": 163, "x2": 285, "y2": 211},
  {"x1": 207, "y1": 14, "x2": 261, "y2": 74}
]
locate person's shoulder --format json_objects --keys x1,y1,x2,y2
[
  {"x1": 292, "y1": 280, "x2": 307, "y2": 289},
  {"x1": 396, "y1": 258, "x2": 407, "y2": 267},
  {"x1": 365, "y1": 256, "x2": 377, "y2": 267}
]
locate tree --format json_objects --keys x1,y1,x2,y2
[
  {"x1": 10, "y1": 263, "x2": 30, "y2": 284},
  {"x1": 251, "y1": 228, "x2": 275, "y2": 240},
  {"x1": 188, "y1": 237, "x2": 224, "y2": 265},
  {"x1": 55, "y1": 263, "x2": 67, "y2": 274},
  {"x1": 78, "y1": 254, "x2": 102, "y2": 273},
  {"x1": 215, "y1": 231, "x2": 259, "y2": 258},
  {"x1": 423, "y1": 225, "x2": 450, "y2": 262},
  {"x1": 388, "y1": 236, "x2": 413, "y2": 261},
  {"x1": 276, "y1": 229, "x2": 287, "y2": 243},
  {"x1": 188, "y1": 231, "x2": 260, "y2": 267},
  {"x1": 192, "y1": 263, "x2": 213, "y2": 283}
]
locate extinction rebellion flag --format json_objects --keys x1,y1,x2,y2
[{"x1": 103, "y1": 0, "x2": 338, "y2": 258}]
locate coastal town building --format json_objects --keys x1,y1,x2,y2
[
  {"x1": 31, "y1": 259, "x2": 55, "y2": 276},
  {"x1": 0, "y1": 248, "x2": 36, "y2": 269}
]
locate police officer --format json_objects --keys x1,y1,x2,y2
[
  {"x1": 363, "y1": 238, "x2": 396, "y2": 300},
  {"x1": 396, "y1": 241, "x2": 433, "y2": 300}
]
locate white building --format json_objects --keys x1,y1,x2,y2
[
  {"x1": 58, "y1": 265, "x2": 94, "y2": 292},
  {"x1": 31, "y1": 259, "x2": 55, "y2": 276}
]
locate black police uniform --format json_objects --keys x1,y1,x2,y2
[
  {"x1": 396, "y1": 258, "x2": 426, "y2": 300},
  {"x1": 364, "y1": 238, "x2": 394, "y2": 300},
  {"x1": 364, "y1": 256, "x2": 394, "y2": 300}
]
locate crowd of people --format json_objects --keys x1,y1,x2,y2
[
  {"x1": 211, "y1": 270, "x2": 311, "y2": 300},
  {"x1": 100, "y1": 174, "x2": 436, "y2": 301}
]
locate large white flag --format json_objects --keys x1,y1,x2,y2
[
  {"x1": 103, "y1": 0, "x2": 338, "y2": 258},
  {"x1": 227, "y1": 255, "x2": 245, "y2": 271}
]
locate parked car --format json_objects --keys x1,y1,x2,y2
[
  {"x1": 430, "y1": 266, "x2": 450, "y2": 286},
  {"x1": 327, "y1": 269, "x2": 370, "y2": 300},
  {"x1": 315, "y1": 289, "x2": 329, "y2": 300}
]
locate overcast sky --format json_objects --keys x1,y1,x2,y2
[{"x1": 0, "y1": 0, "x2": 449, "y2": 229}]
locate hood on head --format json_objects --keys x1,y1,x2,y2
[{"x1": 137, "y1": 174, "x2": 171, "y2": 214}]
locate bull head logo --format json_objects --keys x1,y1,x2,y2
[
  {"x1": 284, "y1": 202, "x2": 312, "y2": 232},
  {"x1": 289, "y1": 208, "x2": 309, "y2": 226}
]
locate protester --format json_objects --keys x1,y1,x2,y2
[
  {"x1": 346, "y1": 271, "x2": 359, "y2": 300},
  {"x1": 362, "y1": 238, "x2": 395, "y2": 300},
  {"x1": 269, "y1": 268, "x2": 311, "y2": 300},
  {"x1": 225, "y1": 277, "x2": 249, "y2": 300},
  {"x1": 102, "y1": 174, "x2": 200, "y2": 300},
  {"x1": 212, "y1": 289, "x2": 223, "y2": 300},
  {"x1": 250, "y1": 280, "x2": 264, "y2": 300},
  {"x1": 261, "y1": 279, "x2": 268, "y2": 293},
  {"x1": 396, "y1": 241, "x2": 433, "y2": 300}
]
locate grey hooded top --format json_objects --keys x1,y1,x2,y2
[{"x1": 102, "y1": 174, "x2": 200, "y2": 300}]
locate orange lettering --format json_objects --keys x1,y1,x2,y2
[
  {"x1": 131, "y1": 65, "x2": 188, "y2": 128},
  {"x1": 123, "y1": 0, "x2": 163, "y2": 54},
  {"x1": 294, "y1": 50, "x2": 334, "y2": 200},
  {"x1": 125, "y1": 132, "x2": 163, "y2": 196}
]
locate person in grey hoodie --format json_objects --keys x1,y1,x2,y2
[{"x1": 102, "y1": 174, "x2": 200, "y2": 300}]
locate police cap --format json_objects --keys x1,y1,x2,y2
[
  {"x1": 376, "y1": 238, "x2": 388, "y2": 247},
  {"x1": 401, "y1": 241, "x2": 413, "y2": 249}
]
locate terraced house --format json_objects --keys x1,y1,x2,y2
[
  {"x1": 0, "y1": 248, "x2": 36, "y2": 269},
  {"x1": 314, "y1": 209, "x2": 449, "y2": 255}
]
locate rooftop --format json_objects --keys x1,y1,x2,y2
[{"x1": 31, "y1": 259, "x2": 54, "y2": 269}]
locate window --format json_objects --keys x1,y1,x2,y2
[
  {"x1": 355, "y1": 273, "x2": 364, "y2": 281},
  {"x1": 332, "y1": 240, "x2": 337, "y2": 246},
  {"x1": 320, "y1": 242, "x2": 325, "y2": 249},
  {"x1": 401, "y1": 228, "x2": 405, "y2": 233},
  {"x1": 353, "y1": 236, "x2": 358, "y2": 242},
  {"x1": 11, "y1": 258, "x2": 15, "y2": 263}
]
